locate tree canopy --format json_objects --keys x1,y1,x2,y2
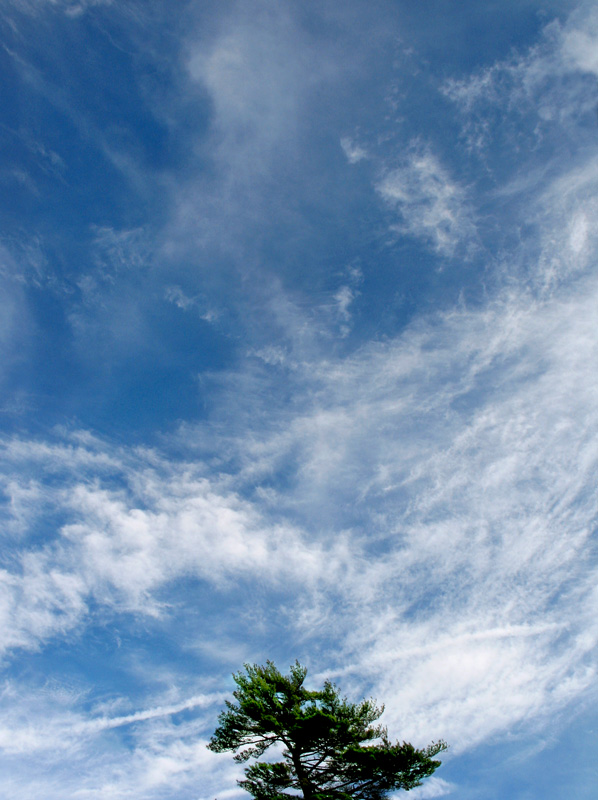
[{"x1": 208, "y1": 660, "x2": 447, "y2": 800}]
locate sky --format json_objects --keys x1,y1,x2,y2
[{"x1": 0, "y1": 0, "x2": 597, "y2": 798}]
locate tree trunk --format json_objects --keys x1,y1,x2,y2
[{"x1": 291, "y1": 750, "x2": 314, "y2": 800}]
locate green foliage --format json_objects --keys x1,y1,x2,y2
[{"x1": 208, "y1": 661, "x2": 447, "y2": 800}]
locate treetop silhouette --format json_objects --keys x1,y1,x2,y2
[{"x1": 208, "y1": 660, "x2": 447, "y2": 800}]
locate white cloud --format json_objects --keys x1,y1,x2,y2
[
  {"x1": 3, "y1": 167, "x2": 596, "y2": 751},
  {"x1": 377, "y1": 149, "x2": 476, "y2": 257},
  {"x1": 560, "y1": 7, "x2": 598, "y2": 76},
  {"x1": 186, "y1": 171, "x2": 598, "y2": 750},
  {"x1": 0, "y1": 0, "x2": 115, "y2": 25},
  {"x1": 442, "y1": 4, "x2": 598, "y2": 150},
  {"x1": 91, "y1": 226, "x2": 151, "y2": 274},
  {"x1": 0, "y1": 432, "x2": 356, "y2": 654},
  {"x1": 185, "y1": 2, "x2": 328, "y2": 180},
  {"x1": 334, "y1": 285, "x2": 355, "y2": 322},
  {"x1": 504, "y1": 151, "x2": 598, "y2": 294},
  {"x1": 341, "y1": 136, "x2": 368, "y2": 164},
  {"x1": 163, "y1": 0, "x2": 355, "y2": 265},
  {"x1": 0, "y1": 558, "x2": 88, "y2": 652},
  {"x1": 164, "y1": 285, "x2": 219, "y2": 321},
  {"x1": 1, "y1": 5, "x2": 598, "y2": 797},
  {"x1": 164, "y1": 285, "x2": 197, "y2": 311},
  {"x1": 0, "y1": 682, "x2": 241, "y2": 800},
  {"x1": 250, "y1": 344, "x2": 289, "y2": 367},
  {"x1": 0, "y1": 688, "x2": 222, "y2": 755},
  {"x1": 408, "y1": 777, "x2": 455, "y2": 798}
]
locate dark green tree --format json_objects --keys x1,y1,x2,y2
[{"x1": 208, "y1": 661, "x2": 447, "y2": 800}]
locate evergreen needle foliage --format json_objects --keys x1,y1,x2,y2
[{"x1": 208, "y1": 660, "x2": 447, "y2": 800}]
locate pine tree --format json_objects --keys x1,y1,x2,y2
[{"x1": 208, "y1": 660, "x2": 447, "y2": 800}]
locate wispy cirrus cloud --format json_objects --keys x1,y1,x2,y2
[
  {"x1": 168, "y1": 147, "x2": 598, "y2": 751},
  {"x1": 410, "y1": 777, "x2": 455, "y2": 799},
  {"x1": 376, "y1": 148, "x2": 477, "y2": 257},
  {"x1": 0, "y1": 686, "x2": 222, "y2": 755},
  {"x1": 164, "y1": 285, "x2": 219, "y2": 322},
  {"x1": 0, "y1": 431, "x2": 356, "y2": 655},
  {"x1": 4, "y1": 184, "x2": 595, "y2": 756},
  {"x1": 0, "y1": 681, "x2": 238, "y2": 800},
  {"x1": 5, "y1": 0, "x2": 114, "y2": 12},
  {"x1": 2, "y1": 2, "x2": 598, "y2": 799},
  {"x1": 441, "y1": 3, "x2": 598, "y2": 152},
  {"x1": 340, "y1": 136, "x2": 368, "y2": 164}
]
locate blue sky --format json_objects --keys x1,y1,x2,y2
[{"x1": 1, "y1": 1, "x2": 597, "y2": 798}]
